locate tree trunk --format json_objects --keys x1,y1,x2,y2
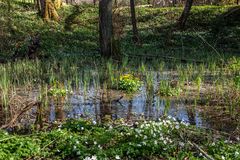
[
  {"x1": 130, "y1": 0, "x2": 140, "y2": 43},
  {"x1": 35, "y1": 0, "x2": 41, "y2": 14},
  {"x1": 172, "y1": 0, "x2": 177, "y2": 6},
  {"x1": 99, "y1": 0, "x2": 113, "y2": 57},
  {"x1": 178, "y1": 0, "x2": 193, "y2": 28},
  {"x1": 39, "y1": 0, "x2": 60, "y2": 21}
]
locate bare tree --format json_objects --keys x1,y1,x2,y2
[{"x1": 99, "y1": 0, "x2": 113, "y2": 57}]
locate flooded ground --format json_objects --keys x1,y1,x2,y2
[
  {"x1": 0, "y1": 60, "x2": 239, "y2": 133},
  {"x1": 42, "y1": 72, "x2": 239, "y2": 133}
]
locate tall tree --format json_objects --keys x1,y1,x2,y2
[
  {"x1": 99, "y1": 0, "x2": 113, "y2": 57},
  {"x1": 130, "y1": 0, "x2": 139, "y2": 43},
  {"x1": 178, "y1": 0, "x2": 193, "y2": 28}
]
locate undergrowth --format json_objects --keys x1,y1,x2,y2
[{"x1": 0, "y1": 118, "x2": 239, "y2": 159}]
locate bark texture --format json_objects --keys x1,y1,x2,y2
[
  {"x1": 99, "y1": 0, "x2": 113, "y2": 57},
  {"x1": 40, "y1": 0, "x2": 61, "y2": 21}
]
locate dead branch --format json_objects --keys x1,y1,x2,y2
[{"x1": 0, "y1": 101, "x2": 41, "y2": 129}]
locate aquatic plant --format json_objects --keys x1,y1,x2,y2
[
  {"x1": 195, "y1": 75, "x2": 202, "y2": 92},
  {"x1": 227, "y1": 57, "x2": 240, "y2": 74},
  {"x1": 233, "y1": 76, "x2": 240, "y2": 90},
  {"x1": 48, "y1": 81, "x2": 70, "y2": 97},
  {"x1": 117, "y1": 74, "x2": 142, "y2": 93},
  {"x1": 158, "y1": 80, "x2": 181, "y2": 97}
]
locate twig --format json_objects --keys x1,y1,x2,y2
[
  {"x1": 187, "y1": 140, "x2": 215, "y2": 160},
  {"x1": 112, "y1": 95, "x2": 124, "y2": 103}
]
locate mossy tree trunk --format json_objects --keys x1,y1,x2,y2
[{"x1": 39, "y1": 0, "x2": 61, "y2": 21}]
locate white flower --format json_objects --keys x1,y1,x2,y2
[
  {"x1": 235, "y1": 151, "x2": 239, "y2": 157},
  {"x1": 94, "y1": 141, "x2": 97, "y2": 145},
  {"x1": 98, "y1": 145, "x2": 102, "y2": 149},
  {"x1": 153, "y1": 133, "x2": 156, "y2": 137},
  {"x1": 115, "y1": 155, "x2": 120, "y2": 159},
  {"x1": 175, "y1": 125, "x2": 180, "y2": 129},
  {"x1": 163, "y1": 140, "x2": 167, "y2": 144},
  {"x1": 73, "y1": 146, "x2": 77, "y2": 150},
  {"x1": 84, "y1": 155, "x2": 97, "y2": 160},
  {"x1": 91, "y1": 155, "x2": 97, "y2": 160},
  {"x1": 154, "y1": 140, "x2": 157, "y2": 145},
  {"x1": 135, "y1": 129, "x2": 140, "y2": 134},
  {"x1": 84, "y1": 157, "x2": 91, "y2": 160},
  {"x1": 221, "y1": 156, "x2": 225, "y2": 160},
  {"x1": 92, "y1": 121, "x2": 97, "y2": 125},
  {"x1": 179, "y1": 142, "x2": 184, "y2": 147},
  {"x1": 76, "y1": 140, "x2": 79, "y2": 144},
  {"x1": 81, "y1": 127, "x2": 84, "y2": 130},
  {"x1": 137, "y1": 144, "x2": 142, "y2": 147}
]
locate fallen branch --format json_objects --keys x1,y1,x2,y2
[
  {"x1": 187, "y1": 140, "x2": 215, "y2": 160},
  {"x1": 0, "y1": 101, "x2": 41, "y2": 129}
]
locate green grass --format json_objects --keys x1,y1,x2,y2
[{"x1": 0, "y1": 2, "x2": 239, "y2": 62}]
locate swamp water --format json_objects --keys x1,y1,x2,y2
[
  {"x1": 38, "y1": 72, "x2": 238, "y2": 133},
  {"x1": 0, "y1": 61, "x2": 239, "y2": 133}
]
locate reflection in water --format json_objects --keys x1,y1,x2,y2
[
  {"x1": 126, "y1": 100, "x2": 133, "y2": 121},
  {"x1": 41, "y1": 72, "x2": 238, "y2": 132},
  {"x1": 186, "y1": 107, "x2": 196, "y2": 125},
  {"x1": 99, "y1": 91, "x2": 113, "y2": 123},
  {"x1": 54, "y1": 81, "x2": 233, "y2": 132}
]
